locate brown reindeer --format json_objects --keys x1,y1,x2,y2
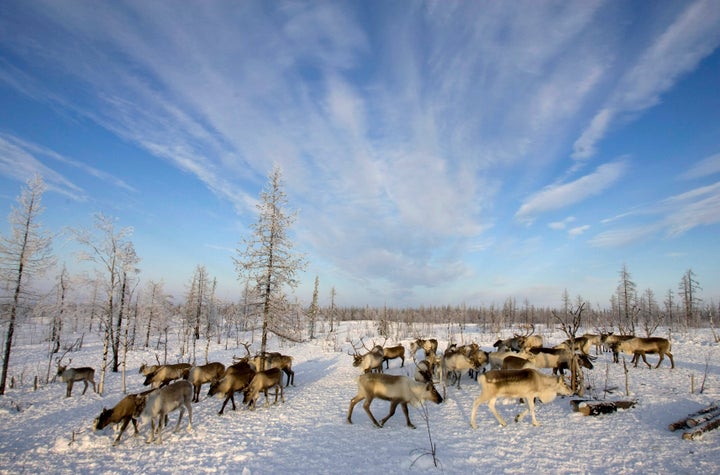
[
  {"x1": 93, "y1": 389, "x2": 154, "y2": 445},
  {"x1": 185, "y1": 362, "x2": 225, "y2": 402},
  {"x1": 143, "y1": 363, "x2": 192, "y2": 388},
  {"x1": 347, "y1": 373, "x2": 443, "y2": 429},
  {"x1": 243, "y1": 368, "x2": 285, "y2": 409},
  {"x1": 382, "y1": 345, "x2": 406, "y2": 369},
  {"x1": 56, "y1": 357, "x2": 96, "y2": 397},
  {"x1": 249, "y1": 353, "x2": 295, "y2": 387},
  {"x1": 409, "y1": 338, "x2": 438, "y2": 358},
  {"x1": 614, "y1": 337, "x2": 674, "y2": 369},
  {"x1": 470, "y1": 369, "x2": 573, "y2": 428},
  {"x1": 207, "y1": 361, "x2": 256, "y2": 415}
]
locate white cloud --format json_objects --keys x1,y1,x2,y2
[
  {"x1": 572, "y1": 0, "x2": 720, "y2": 160},
  {"x1": 681, "y1": 153, "x2": 720, "y2": 180},
  {"x1": 549, "y1": 216, "x2": 576, "y2": 230},
  {"x1": 515, "y1": 162, "x2": 627, "y2": 223},
  {"x1": 568, "y1": 225, "x2": 590, "y2": 237}
]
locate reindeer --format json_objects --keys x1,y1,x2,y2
[
  {"x1": 470, "y1": 369, "x2": 573, "y2": 428},
  {"x1": 139, "y1": 362, "x2": 161, "y2": 377},
  {"x1": 382, "y1": 345, "x2": 405, "y2": 369},
  {"x1": 501, "y1": 354, "x2": 536, "y2": 370},
  {"x1": 613, "y1": 337, "x2": 674, "y2": 369},
  {"x1": 93, "y1": 389, "x2": 154, "y2": 445},
  {"x1": 409, "y1": 338, "x2": 438, "y2": 359},
  {"x1": 528, "y1": 347, "x2": 594, "y2": 375},
  {"x1": 556, "y1": 334, "x2": 601, "y2": 355},
  {"x1": 489, "y1": 350, "x2": 532, "y2": 370},
  {"x1": 349, "y1": 339, "x2": 384, "y2": 374},
  {"x1": 243, "y1": 368, "x2": 285, "y2": 409},
  {"x1": 143, "y1": 363, "x2": 192, "y2": 388},
  {"x1": 140, "y1": 380, "x2": 193, "y2": 443},
  {"x1": 249, "y1": 353, "x2": 295, "y2": 387},
  {"x1": 442, "y1": 345, "x2": 488, "y2": 390},
  {"x1": 347, "y1": 373, "x2": 443, "y2": 429},
  {"x1": 207, "y1": 361, "x2": 256, "y2": 415},
  {"x1": 414, "y1": 360, "x2": 434, "y2": 383},
  {"x1": 493, "y1": 324, "x2": 542, "y2": 352},
  {"x1": 602, "y1": 333, "x2": 636, "y2": 362},
  {"x1": 185, "y1": 362, "x2": 225, "y2": 402},
  {"x1": 56, "y1": 356, "x2": 96, "y2": 397}
]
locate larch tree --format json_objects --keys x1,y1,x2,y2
[
  {"x1": 234, "y1": 165, "x2": 306, "y2": 367},
  {"x1": 678, "y1": 268, "x2": 702, "y2": 328},
  {"x1": 617, "y1": 263, "x2": 638, "y2": 334},
  {"x1": 307, "y1": 275, "x2": 319, "y2": 339},
  {"x1": 71, "y1": 213, "x2": 137, "y2": 393},
  {"x1": 0, "y1": 175, "x2": 56, "y2": 395}
]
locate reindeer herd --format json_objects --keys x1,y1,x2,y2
[
  {"x1": 55, "y1": 327, "x2": 675, "y2": 445},
  {"x1": 346, "y1": 329, "x2": 675, "y2": 429}
]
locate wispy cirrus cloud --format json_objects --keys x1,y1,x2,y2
[
  {"x1": 572, "y1": 0, "x2": 720, "y2": 160},
  {"x1": 1, "y1": 1, "x2": 717, "y2": 301},
  {"x1": 590, "y1": 181, "x2": 720, "y2": 247},
  {"x1": 515, "y1": 161, "x2": 627, "y2": 224},
  {"x1": 681, "y1": 153, "x2": 720, "y2": 180}
]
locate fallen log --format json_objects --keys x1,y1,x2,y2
[
  {"x1": 668, "y1": 403, "x2": 720, "y2": 431},
  {"x1": 682, "y1": 414, "x2": 720, "y2": 440},
  {"x1": 570, "y1": 399, "x2": 637, "y2": 416}
]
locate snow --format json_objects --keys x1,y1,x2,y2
[{"x1": 1, "y1": 323, "x2": 719, "y2": 474}]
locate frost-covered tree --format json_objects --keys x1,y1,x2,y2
[
  {"x1": 234, "y1": 165, "x2": 306, "y2": 365},
  {"x1": 617, "y1": 263, "x2": 638, "y2": 333},
  {"x1": 308, "y1": 275, "x2": 320, "y2": 339},
  {"x1": 0, "y1": 176, "x2": 55, "y2": 395},
  {"x1": 71, "y1": 213, "x2": 137, "y2": 393},
  {"x1": 678, "y1": 268, "x2": 702, "y2": 328}
]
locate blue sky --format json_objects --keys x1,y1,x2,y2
[{"x1": 1, "y1": 1, "x2": 719, "y2": 308}]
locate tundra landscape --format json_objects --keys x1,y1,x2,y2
[{"x1": 0, "y1": 320, "x2": 718, "y2": 475}]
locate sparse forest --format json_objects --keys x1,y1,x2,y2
[{"x1": 1, "y1": 174, "x2": 719, "y2": 474}]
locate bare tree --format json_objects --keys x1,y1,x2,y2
[
  {"x1": 0, "y1": 176, "x2": 56, "y2": 395},
  {"x1": 71, "y1": 213, "x2": 137, "y2": 393},
  {"x1": 678, "y1": 269, "x2": 702, "y2": 328},
  {"x1": 617, "y1": 264, "x2": 638, "y2": 334},
  {"x1": 308, "y1": 275, "x2": 320, "y2": 339},
  {"x1": 234, "y1": 165, "x2": 306, "y2": 367}
]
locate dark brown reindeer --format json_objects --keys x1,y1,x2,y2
[
  {"x1": 347, "y1": 373, "x2": 443, "y2": 429},
  {"x1": 185, "y1": 362, "x2": 225, "y2": 402},
  {"x1": 207, "y1": 360, "x2": 256, "y2": 415},
  {"x1": 143, "y1": 363, "x2": 192, "y2": 388},
  {"x1": 56, "y1": 355, "x2": 96, "y2": 397},
  {"x1": 382, "y1": 344, "x2": 406, "y2": 369},
  {"x1": 93, "y1": 389, "x2": 154, "y2": 445}
]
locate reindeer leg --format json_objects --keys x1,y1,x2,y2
[
  {"x1": 186, "y1": 401, "x2": 193, "y2": 431},
  {"x1": 114, "y1": 418, "x2": 131, "y2": 445},
  {"x1": 82, "y1": 380, "x2": 89, "y2": 395},
  {"x1": 380, "y1": 401, "x2": 400, "y2": 427},
  {"x1": 667, "y1": 351, "x2": 675, "y2": 369},
  {"x1": 639, "y1": 351, "x2": 651, "y2": 368},
  {"x1": 488, "y1": 398, "x2": 508, "y2": 426},
  {"x1": 362, "y1": 397, "x2": 382, "y2": 428},
  {"x1": 174, "y1": 407, "x2": 184, "y2": 432},
  {"x1": 516, "y1": 397, "x2": 533, "y2": 424},
  {"x1": 401, "y1": 402, "x2": 416, "y2": 429}
]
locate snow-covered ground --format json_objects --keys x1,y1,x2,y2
[{"x1": 1, "y1": 322, "x2": 718, "y2": 475}]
